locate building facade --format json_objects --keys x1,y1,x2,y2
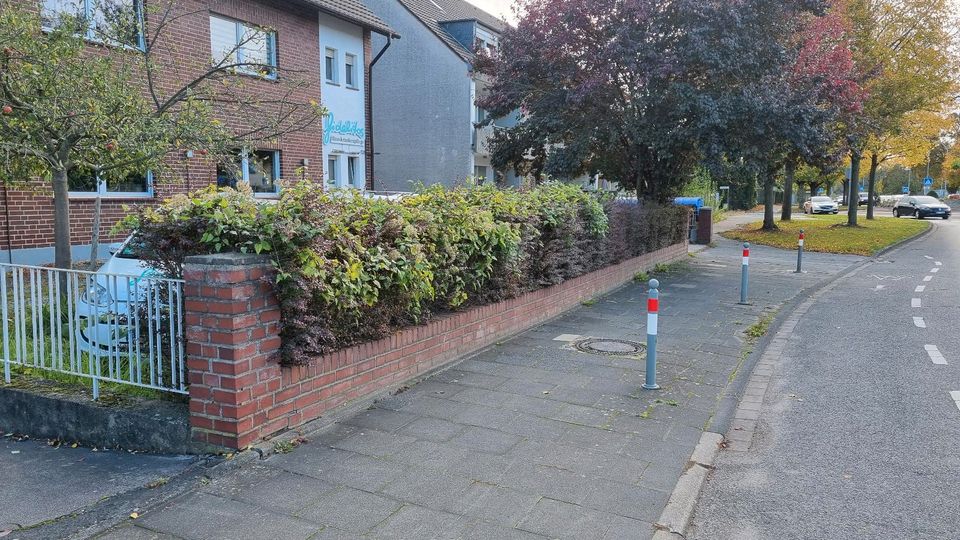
[
  {"x1": 1, "y1": 0, "x2": 395, "y2": 264},
  {"x1": 363, "y1": 0, "x2": 518, "y2": 191}
]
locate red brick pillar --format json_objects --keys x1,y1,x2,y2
[{"x1": 183, "y1": 253, "x2": 282, "y2": 450}]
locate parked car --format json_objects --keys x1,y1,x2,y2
[
  {"x1": 892, "y1": 195, "x2": 951, "y2": 220},
  {"x1": 75, "y1": 236, "x2": 165, "y2": 354},
  {"x1": 803, "y1": 196, "x2": 839, "y2": 215}
]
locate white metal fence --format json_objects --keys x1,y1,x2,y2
[{"x1": 0, "y1": 263, "x2": 187, "y2": 398}]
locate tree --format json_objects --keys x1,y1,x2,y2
[
  {"x1": 0, "y1": 1, "x2": 323, "y2": 269},
  {"x1": 843, "y1": 0, "x2": 957, "y2": 224}
]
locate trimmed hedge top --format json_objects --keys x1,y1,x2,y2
[{"x1": 125, "y1": 183, "x2": 688, "y2": 364}]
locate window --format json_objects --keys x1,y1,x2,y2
[
  {"x1": 475, "y1": 106, "x2": 487, "y2": 124},
  {"x1": 325, "y1": 48, "x2": 339, "y2": 84},
  {"x1": 216, "y1": 150, "x2": 281, "y2": 195},
  {"x1": 344, "y1": 54, "x2": 357, "y2": 88},
  {"x1": 473, "y1": 166, "x2": 487, "y2": 184},
  {"x1": 68, "y1": 166, "x2": 153, "y2": 198},
  {"x1": 327, "y1": 155, "x2": 340, "y2": 186},
  {"x1": 42, "y1": 0, "x2": 144, "y2": 49},
  {"x1": 347, "y1": 156, "x2": 359, "y2": 187},
  {"x1": 210, "y1": 14, "x2": 277, "y2": 79}
]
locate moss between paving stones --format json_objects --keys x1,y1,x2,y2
[{"x1": 721, "y1": 214, "x2": 930, "y2": 256}]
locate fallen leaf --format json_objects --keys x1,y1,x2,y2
[{"x1": 129, "y1": 512, "x2": 139, "y2": 519}]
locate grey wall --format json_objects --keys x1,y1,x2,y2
[{"x1": 367, "y1": 0, "x2": 473, "y2": 191}]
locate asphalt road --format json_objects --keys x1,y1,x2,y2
[{"x1": 689, "y1": 215, "x2": 960, "y2": 539}]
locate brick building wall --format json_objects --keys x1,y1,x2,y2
[
  {"x1": 184, "y1": 241, "x2": 690, "y2": 449},
  {"x1": 1, "y1": 0, "x2": 324, "y2": 262}
]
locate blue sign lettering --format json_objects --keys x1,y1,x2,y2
[{"x1": 323, "y1": 113, "x2": 365, "y2": 145}]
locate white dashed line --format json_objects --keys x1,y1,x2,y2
[
  {"x1": 912, "y1": 298, "x2": 922, "y2": 308},
  {"x1": 553, "y1": 334, "x2": 583, "y2": 342},
  {"x1": 931, "y1": 268, "x2": 939, "y2": 273},
  {"x1": 950, "y1": 391, "x2": 960, "y2": 412},
  {"x1": 916, "y1": 285, "x2": 926, "y2": 292},
  {"x1": 923, "y1": 275, "x2": 933, "y2": 282},
  {"x1": 925, "y1": 345, "x2": 948, "y2": 365},
  {"x1": 913, "y1": 317, "x2": 927, "y2": 328},
  {"x1": 935, "y1": 261, "x2": 942, "y2": 266},
  {"x1": 925, "y1": 256, "x2": 934, "y2": 260}
]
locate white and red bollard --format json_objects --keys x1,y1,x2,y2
[
  {"x1": 738, "y1": 242, "x2": 750, "y2": 305},
  {"x1": 795, "y1": 229, "x2": 804, "y2": 273},
  {"x1": 643, "y1": 279, "x2": 661, "y2": 390}
]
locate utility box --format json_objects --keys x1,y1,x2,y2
[{"x1": 695, "y1": 207, "x2": 713, "y2": 245}]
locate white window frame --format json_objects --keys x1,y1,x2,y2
[
  {"x1": 210, "y1": 14, "x2": 278, "y2": 80},
  {"x1": 245, "y1": 149, "x2": 281, "y2": 197},
  {"x1": 42, "y1": 0, "x2": 146, "y2": 50},
  {"x1": 325, "y1": 47, "x2": 339, "y2": 85},
  {"x1": 327, "y1": 154, "x2": 341, "y2": 187},
  {"x1": 344, "y1": 53, "x2": 358, "y2": 89},
  {"x1": 68, "y1": 170, "x2": 154, "y2": 199},
  {"x1": 217, "y1": 149, "x2": 282, "y2": 197},
  {"x1": 347, "y1": 156, "x2": 359, "y2": 187}
]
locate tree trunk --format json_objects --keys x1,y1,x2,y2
[
  {"x1": 781, "y1": 158, "x2": 796, "y2": 221},
  {"x1": 866, "y1": 152, "x2": 879, "y2": 220},
  {"x1": 847, "y1": 147, "x2": 862, "y2": 226},
  {"x1": 89, "y1": 196, "x2": 102, "y2": 269},
  {"x1": 762, "y1": 167, "x2": 777, "y2": 230},
  {"x1": 52, "y1": 167, "x2": 73, "y2": 270}
]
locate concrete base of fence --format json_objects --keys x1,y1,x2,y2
[
  {"x1": 0, "y1": 384, "x2": 209, "y2": 454},
  {"x1": 185, "y1": 242, "x2": 690, "y2": 450}
]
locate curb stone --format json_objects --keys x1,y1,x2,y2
[{"x1": 654, "y1": 432, "x2": 723, "y2": 535}]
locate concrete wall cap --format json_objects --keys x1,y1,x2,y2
[{"x1": 184, "y1": 253, "x2": 272, "y2": 266}]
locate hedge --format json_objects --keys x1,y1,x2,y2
[{"x1": 124, "y1": 183, "x2": 688, "y2": 365}]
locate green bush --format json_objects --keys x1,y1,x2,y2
[{"x1": 125, "y1": 183, "x2": 687, "y2": 365}]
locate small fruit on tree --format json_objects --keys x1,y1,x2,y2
[{"x1": 1, "y1": 105, "x2": 12, "y2": 115}]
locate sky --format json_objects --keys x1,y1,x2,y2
[{"x1": 465, "y1": 0, "x2": 517, "y2": 23}]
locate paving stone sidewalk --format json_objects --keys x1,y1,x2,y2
[{"x1": 89, "y1": 238, "x2": 861, "y2": 540}]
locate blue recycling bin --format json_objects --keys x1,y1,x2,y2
[{"x1": 674, "y1": 197, "x2": 705, "y2": 242}]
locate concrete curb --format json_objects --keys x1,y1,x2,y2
[{"x1": 654, "y1": 432, "x2": 723, "y2": 536}]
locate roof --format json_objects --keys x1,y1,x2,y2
[
  {"x1": 395, "y1": 0, "x2": 508, "y2": 61},
  {"x1": 307, "y1": 0, "x2": 399, "y2": 37}
]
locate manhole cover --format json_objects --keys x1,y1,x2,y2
[{"x1": 573, "y1": 338, "x2": 646, "y2": 357}]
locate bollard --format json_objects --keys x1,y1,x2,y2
[
  {"x1": 643, "y1": 279, "x2": 661, "y2": 390},
  {"x1": 738, "y1": 242, "x2": 750, "y2": 305},
  {"x1": 795, "y1": 229, "x2": 804, "y2": 273}
]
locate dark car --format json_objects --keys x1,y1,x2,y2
[{"x1": 893, "y1": 195, "x2": 951, "y2": 220}]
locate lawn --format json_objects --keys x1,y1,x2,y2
[{"x1": 720, "y1": 214, "x2": 930, "y2": 256}]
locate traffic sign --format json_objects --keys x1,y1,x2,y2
[
  {"x1": 923, "y1": 177, "x2": 934, "y2": 187},
  {"x1": 902, "y1": 186, "x2": 910, "y2": 194}
]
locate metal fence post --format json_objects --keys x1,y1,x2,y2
[
  {"x1": 738, "y1": 242, "x2": 750, "y2": 305},
  {"x1": 643, "y1": 279, "x2": 661, "y2": 390},
  {"x1": 795, "y1": 229, "x2": 804, "y2": 273}
]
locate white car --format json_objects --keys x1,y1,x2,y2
[
  {"x1": 803, "y1": 196, "x2": 839, "y2": 214},
  {"x1": 75, "y1": 236, "x2": 166, "y2": 355}
]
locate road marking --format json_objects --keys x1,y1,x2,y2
[
  {"x1": 553, "y1": 334, "x2": 583, "y2": 342},
  {"x1": 916, "y1": 285, "x2": 926, "y2": 292},
  {"x1": 935, "y1": 261, "x2": 942, "y2": 266},
  {"x1": 912, "y1": 298, "x2": 922, "y2": 308},
  {"x1": 925, "y1": 345, "x2": 948, "y2": 365},
  {"x1": 913, "y1": 317, "x2": 927, "y2": 328},
  {"x1": 931, "y1": 268, "x2": 940, "y2": 273},
  {"x1": 950, "y1": 391, "x2": 960, "y2": 412},
  {"x1": 925, "y1": 256, "x2": 934, "y2": 260},
  {"x1": 923, "y1": 275, "x2": 933, "y2": 282},
  {"x1": 874, "y1": 285, "x2": 885, "y2": 291}
]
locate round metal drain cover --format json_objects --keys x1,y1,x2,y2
[{"x1": 574, "y1": 338, "x2": 646, "y2": 356}]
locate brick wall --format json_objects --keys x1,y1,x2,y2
[
  {"x1": 1, "y1": 0, "x2": 324, "y2": 255},
  {"x1": 184, "y1": 241, "x2": 690, "y2": 449}
]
